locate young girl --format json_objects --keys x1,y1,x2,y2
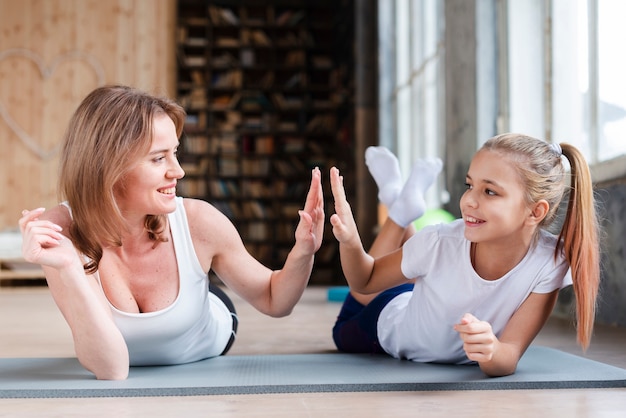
[
  {"x1": 329, "y1": 134, "x2": 600, "y2": 377},
  {"x1": 19, "y1": 85, "x2": 324, "y2": 380}
]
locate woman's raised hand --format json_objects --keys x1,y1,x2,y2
[{"x1": 292, "y1": 167, "x2": 325, "y2": 255}]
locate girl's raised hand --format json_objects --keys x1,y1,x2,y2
[{"x1": 329, "y1": 167, "x2": 360, "y2": 246}]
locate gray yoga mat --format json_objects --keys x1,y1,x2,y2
[{"x1": 1, "y1": 346, "x2": 625, "y2": 398}]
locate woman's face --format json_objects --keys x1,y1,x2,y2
[
  {"x1": 114, "y1": 113, "x2": 185, "y2": 218},
  {"x1": 460, "y1": 149, "x2": 534, "y2": 246}
]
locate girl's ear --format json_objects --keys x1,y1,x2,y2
[{"x1": 528, "y1": 199, "x2": 549, "y2": 226}]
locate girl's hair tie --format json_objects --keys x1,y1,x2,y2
[{"x1": 550, "y1": 142, "x2": 562, "y2": 156}]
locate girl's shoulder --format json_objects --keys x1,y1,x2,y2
[{"x1": 416, "y1": 218, "x2": 464, "y2": 239}]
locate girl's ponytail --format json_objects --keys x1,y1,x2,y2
[{"x1": 558, "y1": 143, "x2": 600, "y2": 350}]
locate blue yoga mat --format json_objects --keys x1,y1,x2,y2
[{"x1": 0, "y1": 346, "x2": 625, "y2": 398}]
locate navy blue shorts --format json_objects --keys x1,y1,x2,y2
[{"x1": 332, "y1": 283, "x2": 414, "y2": 354}]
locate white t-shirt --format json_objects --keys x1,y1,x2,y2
[{"x1": 377, "y1": 219, "x2": 572, "y2": 364}]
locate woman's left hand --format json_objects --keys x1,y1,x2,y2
[{"x1": 292, "y1": 167, "x2": 324, "y2": 256}]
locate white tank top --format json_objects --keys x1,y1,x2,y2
[{"x1": 64, "y1": 198, "x2": 233, "y2": 366}]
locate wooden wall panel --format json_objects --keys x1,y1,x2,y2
[{"x1": 0, "y1": 0, "x2": 176, "y2": 230}]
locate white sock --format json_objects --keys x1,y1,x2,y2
[
  {"x1": 388, "y1": 157, "x2": 443, "y2": 228},
  {"x1": 365, "y1": 146, "x2": 403, "y2": 207}
]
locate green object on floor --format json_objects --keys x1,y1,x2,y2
[{"x1": 413, "y1": 208, "x2": 455, "y2": 231}]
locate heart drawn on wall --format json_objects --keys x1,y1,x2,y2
[{"x1": 0, "y1": 48, "x2": 105, "y2": 160}]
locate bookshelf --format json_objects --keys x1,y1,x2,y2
[{"x1": 176, "y1": 0, "x2": 354, "y2": 284}]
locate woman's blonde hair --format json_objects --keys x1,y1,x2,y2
[
  {"x1": 482, "y1": 133, "x2": 600, "y2": 350},
  {"x1": 58, "y1": 85, "x2": 186, "y2": 274}
]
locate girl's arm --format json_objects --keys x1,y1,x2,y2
[
  {"x1": 19, "y1": 208, "x2": 129, "y2": 380},
  {"x1": 329, "y1": 167, "x2": 407, "y2": 294},
  {"x1": 454, "y1": 290, "x2": 558, "y2": 377},
  {"x1": 190, "y1": 168, "x2": 324, "y2": 317}
]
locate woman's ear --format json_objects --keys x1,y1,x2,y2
[{"x1": 528, "y1": 199, "x2": 549, "y2": 226}]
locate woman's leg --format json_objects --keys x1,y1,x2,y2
[{"x1": 210, "y1": 285, "x2": 238, "y2": 355}]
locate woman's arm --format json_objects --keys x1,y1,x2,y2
[
  {"x1": 19, "y1": 208, "x2": 129, "y2": 380},
  {"x1": 190, "y1": 167, "x2": 324, "y2": 317},
  {"x1": 454, "y1": 290, "x2": 559, "y2": 377},
  {"x1": 329, "y1": 167, "x2": 407, "y2": 294}
]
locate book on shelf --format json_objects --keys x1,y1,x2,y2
[
  {"x1": 242, "y1": 117, "x2": 266, "y2": 131},
  {"x1": 283, "y1": 73, "x2": 305, "y2": 89},
  {"x1": 180, "y1": 87, "x2": 207, "y2": 109},
  {"x1": 246, "y1": 221, "x2": 268, "y2": 241},
  {"x1": 216, "y1": 111, "x2": 242, "y2": 131},
  {"x1": 276, "y1": 120, "x2": 298, "y2": 132},
  {"x1": 190, "y1": 70, "x2": 205, "y2": 85},
  {"x1": 311, "y1": 54, "x2": 333, "y2": 69},
  {"x1": 239, "y1": 92, "x2": 271, "y2": 111},
  {"x1": 284, "y1": 50, "x2": 306, "y2": 66},
  {"x1": 184, "y1": 37, "x2": 208, "y2": 47},
  {"x1": 178, "y1": 178, "x2": 207, "y2": 197},
  {"x1": 212, "y1": 52, "x2": 239, "y2": 68},
  {"x1": 210, "y1": 92, "x2": 241, "y2": 111},
  {"x1": 242, "y1": 201, "x2": 268, "y2": 219},
  {"x1": 241, "y1": 29, "x2": 271, "y2": 46},
  {"x1": 177, "y1": 47, "x2": 207, "y2": 67},
  {"x1": 255, "y1": 135, "x2": 274, "y2": 154},
  {"x1": 306, "y1": 114, "x2": 336, "y2": 133},
  {"x1": 212, "y1": 133, "x2": 238, "y2": 154},
  {"x1": 212, "y1": 70, "x2": 242, "y2": 88},
  {"x1": 281, "y1": 136, "x2": 306, "y2": 153},
  {"x1": 215, "y1": 36, "x2": 240, "y2": 47},
  {"x1": 218, "y1": 157, "x2": 239, "y2": 177},
  {"x1": 273, "y1": 156, "x2": 306, "y2": 176},
  {"x1": 211, "y1": 201, "x2": 239, "y2": 220},
  {"x1": 241, "y1": 158, "x2": 271, "y2": 176},
  {"x1": 208, "y1": 5, "x2": 239, "y2": 25},
  {"x1": 183, "y1": 134, "x2": 209, "y2": 154},
  {"x1": 275, "y1": 10, "x2": 306, "y2": 26},
  {"x1": 245, "y1": 243, "x2": 271, "y2": 262},
  {"x1": 242, "y1": 180, "x2": 271, "y2": 198},
  {"x1": 184, "y1": 112, "x2": 207, "y2": 131},
  {"x1": 208, "y1": 180, "x2": 239, "y2": 197},
  {"x1": 271, "y1": 93, "x2": 303, "y2": 110},
  {"x1": 276, "y1": 32, "x2": 303, "y2": 47}
]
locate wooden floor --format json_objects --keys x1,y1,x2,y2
[{"x1": 1, "y1": 285, "x2": 625, "y2": 417}]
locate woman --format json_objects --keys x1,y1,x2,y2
[{"x1": 19, "y1": 85, "x2": 324, "y2": 380}]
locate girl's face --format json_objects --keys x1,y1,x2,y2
[
  {"x1": 114, "y1": 113, "x2": 185, "y2": 218},
  {"x1": 460, "y1": 149, "x2": 535, "y2": 247}
]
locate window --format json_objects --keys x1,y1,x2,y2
[
  {"x1": 378, "y1": 0, "x2": 445, "y2": 209},
  {"x1": 380, "y1": 0, "x2": 626, "y2": 190},
  {"x1": 509, "y1": 0, "x2": 626, "y2": 178}
]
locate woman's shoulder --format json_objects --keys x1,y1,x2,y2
[
  {"x1": 181, "y1": 197, "x2": 220, "y2": 218},
  {"x1": 180, "y1": 197, "x2": 243, "y2": 260},
  {"x1": 180, "y1": 197, "x2": 235, "y2": 233}
]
